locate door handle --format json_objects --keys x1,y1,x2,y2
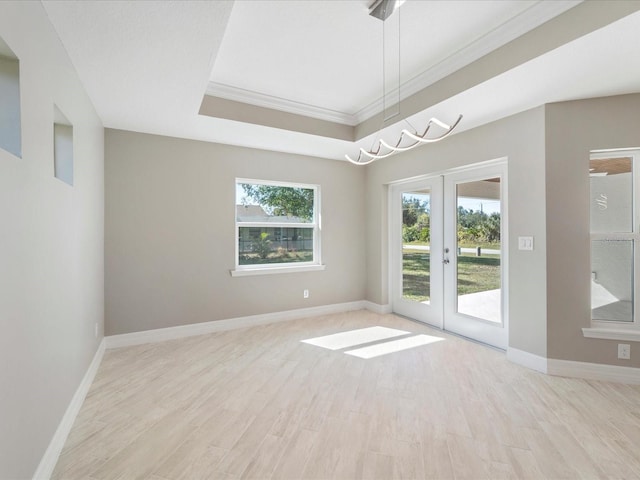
[
  {"x1": 443, "y1": 258, "x2": 450, "y2": 264},
  {"x1": 443, "y1": 248, "x2": 450, "y2": 264}
]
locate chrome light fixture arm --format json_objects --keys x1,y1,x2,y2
[{"x1": 345, "y1": 114, "x2": 463, "y2": 165}]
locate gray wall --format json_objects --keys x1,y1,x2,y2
[
  {"x1": 105, "y1": 129, "x2": 366, "y2": 335},
  {"x1": 546, "y1": 93, "x2": 640, "y2": 367},
  {"x1": 0, "y1": 2, "x2": 104, "y2": 478},
  {"x1": 364, "y1": 107, "x2": 548, "y2": 357}
]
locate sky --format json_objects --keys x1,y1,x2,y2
[
  {"x1": 403, "y1": 192, "x2": 501, "y2": 215},
  {"x1": 458, "y1": 197, "x2": 501, "y2": 214},
  {"x1": 236, "y1": 184, "x2": 247, "y2": 204}
]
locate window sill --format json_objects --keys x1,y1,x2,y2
[
  {"x1": 230, "y1": 264, "x2": 326, "y2": 277},
  {"x1": 582, "y1": 327, "x2": 640, "y2": 342}
]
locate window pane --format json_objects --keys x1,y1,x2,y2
[
  {"x1": 401, "y1": 191, "x2": 431, "y2": 303},
  {"x1": 591, "y1": 239, "x2": 633, "y2": 322},
  {"x1": 456, "y1": 178, "x2": 501, "y2": 323},
  {"x1": 590, "y1": 157, "x2": 632, "y2": 233},
  {"x1": 237, "y1": 183, "x2": 314, "y2": 222},
  {"x1": 238, "y1": 227, "x2": 313, "y2": 265}
]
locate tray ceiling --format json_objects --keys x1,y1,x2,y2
[{"x1": 41, "y1": 0, "x2": 640, "y2": 161}]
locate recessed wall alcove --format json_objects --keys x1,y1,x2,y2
[
  {"x1": 0, "y1": 35, "x2": 21, "y2": 158},
  {"x1": 54, "y1": 105, "x2": 73, "y2": 185}
]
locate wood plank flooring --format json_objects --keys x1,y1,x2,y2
[{"x1": 52, "y1": 310, "x2": 640, "y2": 479}]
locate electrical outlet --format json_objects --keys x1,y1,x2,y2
[
  {"x1": 618, "y1": 343, "x2": 631, "y2": 360},
  {"x1": 303, "y1": 289, "x2": 309, "y2": 299}
]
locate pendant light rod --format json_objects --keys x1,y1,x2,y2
[{"x1": 347, "y1": 2, "x2": 462, "y2": 166}]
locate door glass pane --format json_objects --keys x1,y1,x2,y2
[
  {"x1": 402, "y1": 191, "x2": 431, "y2": 303},
  {"x1": 591, "y1": 240, "x2": 633, "y2": 322},
  {"x1": 456, "y1": 178, "x2": 501, "y2": 322},
  {"x1": 590, "y1": 157, "x2": 632, "y2": 233}
]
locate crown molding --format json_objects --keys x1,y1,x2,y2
[
  {"x1": 208, "y1": 1, "x2": 580, "y2": 127},
  {"x1": 353, "y1": 0, "x2": 582, "y2": 123},
  {"x1": 205, "y1": 82, "x2": 358, "y2": 126}
]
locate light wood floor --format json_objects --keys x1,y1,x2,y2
[{"x1": 53, "y1": 310, "x2": 640, "y2": 479}]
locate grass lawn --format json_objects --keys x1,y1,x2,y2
[
  {"x1": 402, "y1": 249, "x2": 500, "y2": 302},
  {"x1": 402, "y1": 251, "x2": 432, "y2": 302},
  {"x1": 404, "y1": 241, "x2": 501, "y2": 250}
]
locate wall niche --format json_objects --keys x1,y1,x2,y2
[{"x1": 0, "y1": 35, "x2": 21, "y2": 158}]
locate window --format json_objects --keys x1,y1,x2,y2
[
  {"x1": 584, "y1": 149, "x2": 640, "y2": 341},
  {"x1": 232, "y1": 179, "x2": 324, "y2": 276},
  {"x1": 0, "y1": 36, "x2": 21, "y2": 158}
]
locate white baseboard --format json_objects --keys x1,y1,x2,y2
[
  {"x1": 30, "y1": 300, "x2": 384, "y2": 477},
  {"x1": 507, "y1": 347, "x2": 548, "y2": 374},
  {"x1": 363, "y1": 301, "x2": 392, "y2": 315},
  {"x1": 33, "y1": 339, "x2": 106, "y2": 480},
  {"x1": 506, "y1": 348, "x2": 640, "y2": 384},
  {"x1": 548, "y1": 358, "x2": 640, "y2": 385},
  {"x1": 105, "y1": 301, "x2": 369, "y2": 349}
]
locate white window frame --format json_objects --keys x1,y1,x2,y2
[
  {"x1": 584, "y1": 149, "x2": 640, "y2": 341},
  {"x1": 231, "y1": 178, "x2": 324, "y2": 277}
]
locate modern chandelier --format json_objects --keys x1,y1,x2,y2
[{"x1": 346, "y1": 0, "x2": 462, "y2": 165}]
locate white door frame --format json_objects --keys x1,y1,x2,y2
[{"x1": 388, "y1": 159, "x2": 509, "y2": 350}]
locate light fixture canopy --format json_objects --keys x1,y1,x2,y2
[{"x1": 369, "y1": 0, "x2": 405, "y2": 21}]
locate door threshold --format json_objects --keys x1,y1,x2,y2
[{"x1": 391, "y1": 312, "x2": 507, "y2": 353}]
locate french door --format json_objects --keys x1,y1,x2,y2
[{"x1": 390, "y1": 162, "x2": 508, "y2": 349}]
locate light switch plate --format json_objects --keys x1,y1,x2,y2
[{"x1": 518, "y1": 236, "x2": 534, "y2": 251}]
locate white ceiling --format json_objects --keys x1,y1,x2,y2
[
  {"x1": 41, "y1": 0, "x2": 640, "y2": 161},
  {"x1": 208, "y1": 0, "x2": 571, "y2": 124}
]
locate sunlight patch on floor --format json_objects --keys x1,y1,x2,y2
[
  {"x1": 344, "y1": 334, "x2": 445, "y2": 359},
  {"x1": 301, "y1": 326, "x2": 409, "y2": 350},
  {"x1": 301, "y1": 326, "x2": 445, "y2": 358}
]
